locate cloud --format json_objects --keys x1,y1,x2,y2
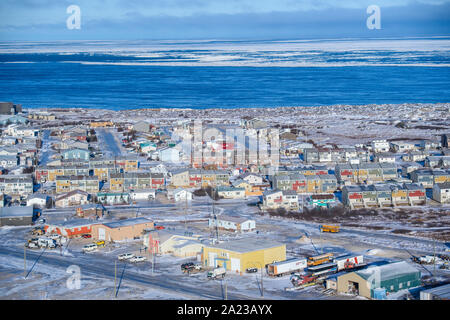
[{"x1": 0, "y1": 0, "x2": 449, "y2": 40}]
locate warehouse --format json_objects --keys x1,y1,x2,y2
[
  {"x1": 0, "y1": 206, "x2": 35, "y2": 226},
  {"x1": 201, "y1": 238, "x2": 286, "y2": 274},
  {"x1": 91, "y1": 217, "x2": 154, "y2": 242},
  {"x1": 420, "y1": 283, "x2": 450, "y2": 300},
  {"x1": 45, "y1": 219, "x2": 98, "y2": 238},
  {"x1": 336, "y1": 261, "x2": 421, "y2": 299}
]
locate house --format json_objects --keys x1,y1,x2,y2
[
  {"x1": 336, "y1": 261, "x2": 421, "y2": 299},
  {"x1": 371, "y1": 140, "x2": 390, "y2": 153},
  {"x1": 262, "y1": 189, "x2": 299, "y2": 211},
  {"x1": 45, "y1": 219, "x2": 99, "y2": 238},
  {"x1": 239, "y1": 172, "x2": 264, "y2": 185},
  {"x1": 167, "y1": 188, "x2": 193, "y2": 202},
  {"x1": 335, "y1": 163, "x2": 397, "y2": 184},
  {"x1": 0, "y1": 155, "x2": 18, "y2": 168},
  {"x1": 215, "y1": 186, "x2": 246, "y2": 199},
  {"x1": 26, "y1": 193, "x2": 51, "y2": 208},
  {"x1": 374, "y1": 153, "x2": 396, "y2": 164},
  {"x1": 231, "y1": 179, "x2": 266, "y2": 196},
  {"x1": 76, "y1": 204, "x2": 105, "y2": 219},
  {"x1": 309, "y1": 194, "x2": 336, "y2": 208},
  {"x1": 390, "y1": 142, "x2": 416, "y2": 153},
  {"x1": 208, "y1": 215, "x2": 256, "y2": 233},
  {"x1": 130, "y1": 189, "x2": 156, "y2": 201},
  {"x1": 0, "y1": 206, "x2": 35, "y2": 226},
  {"x1": 91, "y1": 217, "x2": 154, "y2": 242},
  {"x1": 55, "y1": 190, "x2": 90, "y2": 208},
  {"x1": 97, "y1": 192, "x2": 130, "y2": 205},
  {"x1": 201, "y1": 238, "x2": 286, "y2": 274},
  {"x1": 432, "y1": 183, "x2": 450, "y2": 204}
]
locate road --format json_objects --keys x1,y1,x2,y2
[
  {"x1": 96, "y1": 128, "x2": 125, "y2": 157},
  {"x1": 0, "y1": 246, "x2": 254, "y2": 300}
]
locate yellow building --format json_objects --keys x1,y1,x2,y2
[
  {"x1": 48, "y1": 168, "x2": 65, "y2": 181},
  {"x1": 201, "y1": 238, "x2": 286, "y2": 274},
  {"x1": 124, "y1": 160, "x2": 139, "y2": 172},
  {"x1": 90, "y1": 121, "x2": 113, "y2": 128},
  {"x1": 109, "y1": 175, "x2": 124, "y2": 191}
]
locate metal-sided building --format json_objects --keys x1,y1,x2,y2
[
  {"x1": 201, "y1": 238, "x2": 286, "y2": 274},
  {"x1": 336, "y1": 261, "x2": 421, "y2": 299}
]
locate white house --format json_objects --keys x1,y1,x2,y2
[
  {"x1": 167, "y1": 188, "x2": 193, "y2": 202},
  {"x1": 55, "y1": 190, "x2": 90, "y2": 208},
  {"x1": 208, "y1": 215, "x2": 256, "y2": 233},
  {"x1": 262, "y1": 189, "x2": 299, "y2": 210},
  {"x1": 130, "y1": 189, "x2": 156, "y2": 201},
  {"x1": 239, "y1": 172, "x2": 264, "y2": 185},
  {"x1": 215, "y1": 186, "x2": 246, "y2": 199},
  {"x1": 432, "y1": 183, "x2": 450, "y2": 204},
  {"x1": 26, "y1": 193, "x2": 50, "y2": 208},
  {"x1": 371, "y1": 140, "x2": 390, "y2": 153},
  {"x1": 374, "y1": 153, "x2": 396, "y2": 164}
]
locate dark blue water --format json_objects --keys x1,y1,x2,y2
[{"x1": 0, "y1": 56, "x2": 449, "y2": 109}]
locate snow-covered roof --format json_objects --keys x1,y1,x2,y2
[
  {"x1": 356, "y1": 261, "x2": 420, "y2": 282},
  {"x1": 208, "y1": 237, "x2": 284, "y2": 254}
]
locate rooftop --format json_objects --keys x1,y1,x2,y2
[
  {"x1": 208, "y1": 237, "x2": 284, "y2": 254},
  {"x1": 102, "y1": 217, "x2": 153, "y2": 229}
]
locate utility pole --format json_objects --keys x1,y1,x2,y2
[
  {"x1": 24, "y1": 245, "x2": 26, "y2": 279},
  {"x1": 260, "y1": 265, "x2": 264, "y2": 298},
  {"x1": 114, "y1": 260, "x2": 117, "y2": 298}
]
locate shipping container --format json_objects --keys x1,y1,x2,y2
[{"x1": 267, "y1": 258, "x2": 308, "y2": 277}]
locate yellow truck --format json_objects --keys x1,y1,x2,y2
[{"x1": 319, "y1": 225, "x2": 340, "y2": 233}]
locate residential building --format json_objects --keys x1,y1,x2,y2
[
  {"x1": 262, "y1": 189, "x2": 299, "y2": 211},
  {"x1": 0, "y1": 206, "x2": 35, "y2": 226},
  {"x1": 208, "y1": 216, "x2": 256, "y2": 233},
  {"x1": 55, "y1": 190, "x2": 90, "y2": 208},
  {"x1": 432, "y1": 183, "x2": 450, "y2": 204}
]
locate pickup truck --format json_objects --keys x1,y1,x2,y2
[
  {"x1": 118, "y1": 253, "x2": 135, "y2": 261},
  {"x1": 207, "y1": 267, "x2": 226, "y2": 279}
]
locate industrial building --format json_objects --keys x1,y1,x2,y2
[
  {"x1": 0, "y1": 206, "x2": 35, "y2": 226},
  {"x1": 420, "y1": 283, "x2": 450, "y2": 300},
  {"x1": 91, "y1": 217, "x2": 154, "y2": 242},
  {"x1": 336, "y1": 261, "x2": 421, "y2": 299},
  {"x1": 201, "y1": 238, "x2": 286, "y2": 274}
]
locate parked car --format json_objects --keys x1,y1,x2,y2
[
  {"x1": 82, "y1": 234, "x2": 92, "y2": 239},
  {"x1": 246, "y1": 267, "x2": 258, "y2": 273},
  {"x1": 118, "y1": 253, "x2": 135, "y2": 261},
  {"x1": 181, "y1": 262, "x2": 195, "y2": 271},
  {"x1": 83, "y1": 243, "x2": 98, "y2": 252},
  {"x1": 129, "y1": 256, "x2": 147, "y2": 263},
  {"x1": 96, "y1": 240, "x2": 106, "y2": 247},
  {"x1": 47, "y1": 233, "x2": 60, "y2": 240},
  {"x1": 26, "y1": 241, "x2": 39, "y2": 249},
  {"x1": 155, "y1": 225, "x2": 165, "y2": 230}
]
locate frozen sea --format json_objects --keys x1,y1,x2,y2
[{"x1": 0, "y1": 37, "x2": 449, "y2": 109}]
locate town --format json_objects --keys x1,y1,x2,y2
[{"x1": 0, "y1": 101, "x2": 449, "y2": 300}]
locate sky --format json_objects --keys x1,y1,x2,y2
[{"x1": 0, "y1": 0, "x2": 449, "y2": 40}]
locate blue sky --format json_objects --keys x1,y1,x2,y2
[{"x1": 0, "y1": 0, "x2": 449, "y2": 40}]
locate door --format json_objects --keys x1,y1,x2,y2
[
  {"x1": 98, "y1": 228, "x2": 105, "y2": 241},
  {"x1": 208, "y1": 253, "x2": 217, "y2": 267},
  {"x1": 230, "y1": 258, "x2": 240, "y2": 272}
]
